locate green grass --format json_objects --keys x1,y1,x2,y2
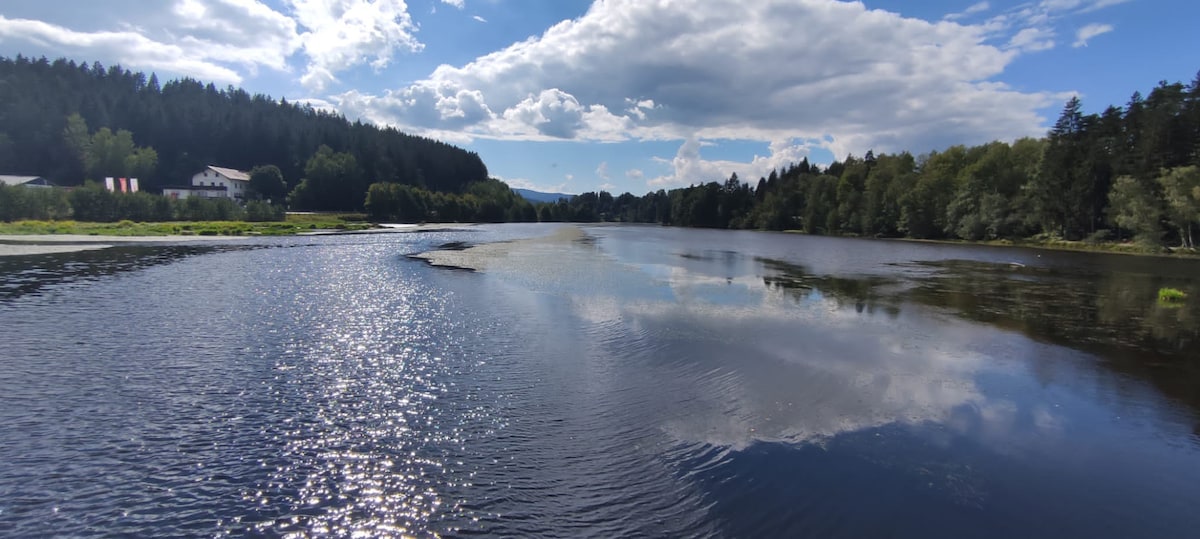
[
  {"x1": 1158, "y1": 287, "x2": 1188, "y2": 303},
  {"x1": 0, "y1": 213, "x2": 376, "y2": 237}
]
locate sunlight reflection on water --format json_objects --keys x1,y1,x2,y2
[{"x1": 1, "y1": 225, "x2": 1199, "y2": 538}]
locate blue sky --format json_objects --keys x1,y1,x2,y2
[{"x1": 2, "y1": 0, "x2": 1197, "y2": 195}]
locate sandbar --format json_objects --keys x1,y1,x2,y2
[
  {"x1": 0, "y1": 234, "x2": 242, "y2": 257},
  {"x1": 411, "y1": 224, "x2": 583, "y2": 271}
]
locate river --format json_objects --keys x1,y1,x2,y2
[{"x1": 1, "y1": 223, "x2": 1198, "y2": 537}]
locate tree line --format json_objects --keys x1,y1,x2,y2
[{"x1": 537, "y1": 73, "x2": 1200, "y2": 248}]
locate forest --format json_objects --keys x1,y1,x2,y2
[
  {"x1": 530, "y1": 73, "x2": 1200, "y2": 249},
  {"x1": 0, "y1": 55, "x2": 489, "y2": 207}
]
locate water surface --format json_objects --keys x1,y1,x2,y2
[{"x1": 1, "y1": 224, "x2": 1198, "y2": 537}]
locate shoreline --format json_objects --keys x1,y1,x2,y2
[
  {"x1": 0, "y1": 223, "x2": 480, "y2": 257},
  {"x1": 772, "y1": 229, "x2": 1200, "y2": 259},
  {"x1": 0, "y1": 234, "x2": 244, "y2": 257}
]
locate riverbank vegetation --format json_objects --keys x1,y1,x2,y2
[{"x1": 0, "y1": 182, "x2": 285, "y2": 222}]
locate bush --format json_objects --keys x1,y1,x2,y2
[
  {"x1": 244, "y1": 200, "x2": 285, "y2": 222},
  {"x1": 0, "y1": 184, "x2": 72, "y2": 221},
  {"x1": 1085, "y1": 229, "x2": 1113, "y2": 244}
]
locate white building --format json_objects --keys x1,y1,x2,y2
[{"x1": 163, "y1": 166, "x2": 251, "y2": 200}]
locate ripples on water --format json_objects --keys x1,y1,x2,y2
[{"x1": 1, "y1": 225, "x2": 1199, "y2": 537}]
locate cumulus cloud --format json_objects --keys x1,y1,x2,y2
[
  {"x1": 333, "y1": 80, "x2": 494, "y2": 138},
  {"x1": 1072, "y1": 23, "x2": 1113, "y2": 47},
  {"x1": 648, "y1": 137, "x2": 816, "y2": 189},
  {"x1": 288, "y1": 0, "x2": 423, "y2": 91},
  {"x1": 0, "y1": 0, "x2": 302, "y2": 84},
  {"x1": 595, "y1": 161, "x2": 610, "y2": 180},
  {"x1": 171, "y1": 0, "x2": 300, "y2": 73},
  {"x1": 501, "y1": 89, "x2": 586, "y2": 138},
  {"x1": 625, "y1": 168, "x2": 644, "y2": 180},
  {"x1": 342, "y1": 0, "x2": 1066, "y2": 159},
  {"x1": 440, "y1": 0, "x2": 464, "y2": 8}
]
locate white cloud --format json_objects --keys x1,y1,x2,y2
[
  {"x1": 599, "y1": 182, "x2": 616, "y2": 191},
  {"x1": 978, "y1": 0, "x2": 1125, "y2": 56},
  {"x1": 287, "y1": 0, "x2": 423, "y2": 91},
  {"x1": 625, "y1": 168, "x2": 644, "y2": 180},
  {"x1": 501, "y1": 88, "x2": 585, "y2": 138},
  {"x1": 648, "y1": 137, "x2": 814, "y2": 189},
  {"x1": 1073, "y1": 23, "x2": 1113, "y2": 47},
  {"x1": 595, "y1": 161, "x2": 610, "y2": 180},
  {"x1": 1007, "y1": 27, "x2": 1056, "y2": 52},
  {"x1": 333, "y1": 79, "x2": 495, "y2": 135},
  {"x1": 341, "y1": 0, "x2": 1059, "y2": 159},
  {"x1": 472, "y1": 15, "x2": 487, "y2": 23},
  {"x1": 171, "y1": 0, "x2": 300, "y2": 73},
  {"x1": 945, "y1": 1, "x2": 990, "y2": 20},
  {"x1": 0, "y1": 17, "x2": 241, "y2": 82},
  {"x1": 0, "y1": 0, "x2": 303, "y2": 84},
  {"x1": 440, "y1": 0, "x2": 464, "y2": 8}
]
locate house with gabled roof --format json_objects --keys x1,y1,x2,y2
[
  {"x1": 162, "y1": 166, "x2": 251, "y2": 200},
  {"x1": 0, "y1": 175, "x2": 55, "y2": 188}
]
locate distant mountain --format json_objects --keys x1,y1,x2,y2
[{"x1": 513, "y1": 188, "x2": 575, "y2": 204}]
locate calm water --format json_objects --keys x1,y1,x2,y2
[{"x1": 1, "y1": 224, "x2": 1199, "y2": 538}]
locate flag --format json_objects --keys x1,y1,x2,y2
[
  {"x1": 130, "y1": 178, "x2": 139, "y2": 193},
  {"x1": 118, "y1": 177, "x2": 128, "y2": 193},
  {"x1": 105, "y1": 177, "x2": 114, "y2": 192}
]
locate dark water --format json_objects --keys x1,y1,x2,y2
[{"x1": 1, "y1": 224, "x2": 1198, "y2": 538}]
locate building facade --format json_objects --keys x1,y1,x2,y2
[{"x1": 162, "y1": 166, "x2": 251, "y2": 200}]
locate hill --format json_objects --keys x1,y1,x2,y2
[
  {"x1": 512, "y1": 188, "x2": 575, "y2": 204},
  {"x1": 0, "y1": 56, "x2": 489, "y2": 210}
]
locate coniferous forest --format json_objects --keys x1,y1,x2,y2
[
  {"x1": 531, "y1": 72, "x2": 1200, "y2": 249},
  {"x1": 2, "y1": 55, "x2": 1199, "y2": 249},
  {"x1": 0, "y1": 55, "x2": 489, "y2": 207}
]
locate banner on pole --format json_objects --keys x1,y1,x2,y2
[
  {"x1": 118, "y1": 177, "x2": 128, "y2": 193},
  {"x1": 105, "y1": 177, "x2": 114, "y2": 192},
  {"x1": 130, "y1": 178, "x2": 139, "y2": 193}
]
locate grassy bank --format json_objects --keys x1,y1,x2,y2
[
  {"x1": 0, "y1": 213, "x2": 375, "y2": 236},
  {"x1": 976, "y1": 237, "x2": 1196, "y2": 257}
]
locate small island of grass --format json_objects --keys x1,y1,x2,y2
[{"x1": 1158, "y1": 287, "x2": 1188, "y2": 303}]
